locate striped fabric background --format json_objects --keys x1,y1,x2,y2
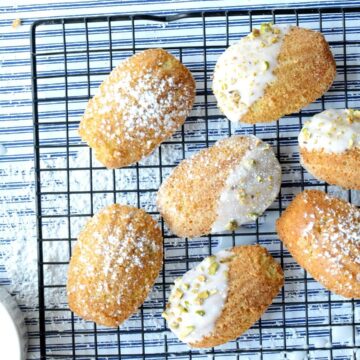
[{"x1": 1, "y1": 1, "x2": 360, "y2": 359}]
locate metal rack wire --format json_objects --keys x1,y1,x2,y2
[{"x1": 31, "y1": 7, "x2": 360, "y2": 359}]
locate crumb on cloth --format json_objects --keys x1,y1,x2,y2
[{"x1": 12, "y1": 18, "x2": 21, "y2": 28}]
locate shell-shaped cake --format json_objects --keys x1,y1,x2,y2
[
  {"x1": 163, "y1": 245, "x2": 284, "y2": 348},
  {"x1": 299, "y1": 108, "x2": 360, "y2": 190},
  {"x1": 157, "y1": 135, "x2": 282, "y2": 238},
  {"x1": 67, "y1": 204, "x2": 163, "y2": 327},
  {"x1": 79, "y1": 48, "x2": 195, "y2": 168},
  {"x1": 213, "y1": 23, "x2": 336, "y2": 123},
  {"x1": 277, "y1": 190, "x2": 360, "y2": 299}
]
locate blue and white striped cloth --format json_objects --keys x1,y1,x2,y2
[{"x1": 1, "y1": 1, "x2": 360, "y2": 359}]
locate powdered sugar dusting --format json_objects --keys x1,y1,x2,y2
[
  {"x1": 301, "y1": 191, "x2": 360, "y2": 293},
  {"x1": 67, "y1": 204, "x2": 162, "y2": 323},
  {"x1": 80, "y1": 49, "x2": 195, "y2": 167}
]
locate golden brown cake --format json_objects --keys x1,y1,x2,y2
[
  {"x1": 276, "y1": 190, "x2": 360, "y2": 299},
  {"x1": 157, "y1": 135, "x2": 281, "y2": 237},
  {"x1": 299, "y1": 108, "x2": 360, "y2": 190},
  {"x1": 162, "y1": 245, "x2": 284, "y2": 348},
  {"x1": 213, "y1": 24, "x2": 336, "y2": 124},
  {"x1": 67, "y1": 204, "x2": 163, "y2": 327},
  {"x1": 79, "y1": 48, "x2": 195, "y2": 168}
]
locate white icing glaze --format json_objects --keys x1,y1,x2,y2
[
  {"x1": 211, "y1": 136, "x2": 281, "y2": 233},
  {"x1": 163, "y1": 250, "x2": 232, "y2": 344},
  {"x1": 298, "y1": 109, "x2": 360, "y2": 154},
  {"x1": 213, "y1": 24, "x2": 291, "y2": 122}
]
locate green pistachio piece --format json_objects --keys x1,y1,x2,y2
[
  {"x1": 209, "y1": 261, "x2": 220, "y2": 275},
  {"x1": 173, "y1": 288, "x2": 184, "y2": 300},
  {"x1": 178, "y1": 305, "x2": 188, "y2": 313},
  {"x1": 196, "y1": 310, "x2": 206, "y2": 316},
  {"x1": 252, "y1": 28, "x2": 260, "y2": 37},
  {"x1": 225, "y1": 219, "x2": 238, "y2": 231},
  {"x1": 301, "y1": 127, "x2": 311, "y2": 140},
  {"x1": 198, "y1": 291, "x2": 210, "y2": 299},
  {"x1": 194, "y1": 298, "x2": 204, "y2": 305},
  {"x1": 260, "y1": 23, "x2": 272, "y2": 33},
  {"x1": 180, "y1": 326, "x2": 195, "y2": 338},
  {"x1": 162, "y1": 311, "x2": 168, "y2": 320},
  {"x1": 248, "y1": 212, "x2": 259, "y2": 220}
]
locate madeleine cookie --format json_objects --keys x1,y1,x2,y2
[
  {"x1": 276, "y1": 190, "x2": 360, "y2": 298},
  {"x1": 213, "y1": 23, "x2": 336, "y2": 123},
  {"x1": 157, "y1": 135, "x2": 281, "y2": 237},
  {"x1": 299, "y1": 109, "x2": 360, "y2": 190},
  {"x1": 163, "y1": 245, "x2": 284, "y2": 348},
  {"x1": 79, "y1": 49, "x2": 195, "y2": 168},
  {"x1": 67, "y1": 204, "x2": 163, "y2": 327}
]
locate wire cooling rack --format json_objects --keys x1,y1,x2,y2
[{"x1": 31, "y1": 7, "x2": 360, "y2": 360}]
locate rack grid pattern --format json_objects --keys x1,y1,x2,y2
[{"x1": 31, "y1": 7, "x2": 360, "y2": 359}]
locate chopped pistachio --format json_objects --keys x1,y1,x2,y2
[
  {"x1": 194, "y1": 298, "x2": 204, "y2": 305},
  {"x1": 171, "y1": 322, "x2": 180, "y2": 329},
  {"x1": 194, "y1": 283, "x2": 201, "y2": 289},
  {"x1": 231, "y1": 90, "x2": 240, "y2": 105},
  {"x1": 353, "y1": 109, "x2": 360, "y2": 119},
  {"x1": 225, "y1": 219, "x2": 238, "y2": 231},
  {"x1": 248, "y1": 159, "x2": 256, "y2": 166},
  {"x1": 183, "y1": 283, "x2": 190, "y2": 290},
  {"x1": 176, "y1": 317, "x2": 182, "y2": 322},
  {"x1": 256, "y1": 176, "x2": 264, "y2": 183},
  {"x1": 348, "y1": 138, "x2": 354, "y2": 148},
  {"x1": 268, "y1": 175, "x2": 273, "y2": 181},
  {"x1": 271, "y1": 36, "x2": 279, "y2": 44},
  {"x1": 248, "y1": 212, "x2": 259, "y2": 220},
  {"x1": 301, "y1": 127, "x2": 311, "y2": 140},
  {"x1": 262, "y1": 60, "x2": 270, "y2": 71},
  {"x1": 178, "y1": 305, "x2": 188, "y2": 313},
  {"x1": 198, "y1": 290, "x2": 210, "y2": 299},
  {"x1": 162, "y1": 311, "x2": 168, "y2": 320},
  {"x1": 209, "y1": 289, "x2": 218, "y2": 295},
  {"x1": 347, "y1": 109, "x2": 360, "y2": 122},
  {"x1": 180, "y1": 326, "x2": 195, "y2": 338},
  {"x1": 173, "y1": 288, "x2": 184, "y2": 300},
  {"x1": 196, "y1": 310, "x2": 206, "y2": 316},
  {"x1": 184, "y1": 300, "x2": 190, "y2": 307},
  {"x1": 220, "y1": 255, "x2": 235, "y2": 264},
  {"x1": 209, "y1": 261, "x2": 220, "y2": 275},
  {"x1": 260, "y1": 23, "x2": 272, "y2": 33},
  {"x1": 252, "y1": 28, "x2": 260, "y2": 37},
  {"x1": 197, "y1": 275, "x2": 207, "y2": 282},
  {"x1": 273, "y1": 27, "x2": 281, "y2": 34}
]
